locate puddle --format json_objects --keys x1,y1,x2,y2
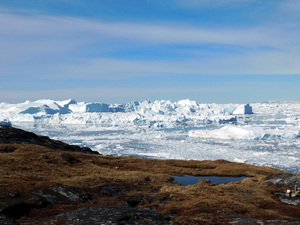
[{"x1": 173, "y1": 175, "x2": 248, "y2": 185}]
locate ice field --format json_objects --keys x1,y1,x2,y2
[{"x1": 1, "y1": 99, "x2": 300, "y2": 173}]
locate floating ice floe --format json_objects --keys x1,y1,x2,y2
[
  {"x1": 188, "y1": 125, "x2": 300, "y2": 140},
  {"x1": 188, "y1": 125, "x2": 265, "y2": 140}
]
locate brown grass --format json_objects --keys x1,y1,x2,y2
[{"x1": 0, "y1": 143, "x2": 299, "y2": 224}]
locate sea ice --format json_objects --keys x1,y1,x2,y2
[{"x1": 188, "y1": 125, "x2": 266, "y2": 140}]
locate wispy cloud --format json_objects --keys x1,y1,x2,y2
[
  {"x1": 0, "y1": 10, "x2": 292, "y2": 54},
  {"x1": 0, "y1": 14, "x2": 252, "y2": 44},
  {"x1": 2, "y1": 9, "x2": 299, "y2": 80},
  {"x1": 51, "y1": 51, "x2": 300, "y2": 81}
]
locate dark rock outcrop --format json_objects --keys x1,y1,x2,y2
[
  {"x1": 278, "y1": 195, "x2": 300, "y2": 206},
  {"x1": 31, "y1": 186, "x2": 92, "y2": 204},
  {"x1": 266, "y1": 174, "x2": 300, "y2": 206},
  {"x1": 44, "y1": 205, "x2": 171, "y2": 225},
  {"x1": 266, "y1": 174, "x2": 300, "y2": 187},
  {"x1": 49, "y1": 186, "x2": 92, "y2": 203},
  {"x1": 97, "y1": 184, "x2": 125, "y2": 197},
  {"x1": 0, "y1": 126, "x2": 99, "y2": 154},
  {"x1": 0, "y1": 186, "x2": 93, "y2": 220},
  {"x1": 5, "y1": 191, "x2": 21, "y2": 198}
]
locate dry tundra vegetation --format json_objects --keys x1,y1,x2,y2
[{"x1": 0, "y1": 142, "x2": 300, "y2": 224}]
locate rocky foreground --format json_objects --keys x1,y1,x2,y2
[{"x1": 0, "y1": 126, "x2": 300, "y2": 224}]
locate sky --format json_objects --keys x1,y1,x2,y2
[{"x1": 1, "y1": 0, "x2": 300, "y2": 104}]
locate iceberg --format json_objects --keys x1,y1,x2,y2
[
  {"x1": 0, "y1": 99, "x2": 267, "y2": 129},
  {"x1": 68, "y1": 101, "x2": 87, "y2": 113},
  {"x1": 0, "y1": 99, "x2": 255, "y2": 127},
  {"x1": 58, "y1": 99, "x2": 77, "y2": 108},
  {"x1": 232, "y1": 104, "x2": 253, "y2": 115},
  {"x1": 20, "y1": 103, "x2": 71, "y2": 115},
  {"x1": 1, "y1": 99, "x2": 71, "y2": 116},
  {"x1": 0, "y1": 99, "x2": 268, "y2": 131},
  {"x1": 86, "y1": 103, "x2": 111, "y2": 112},
  {"x1": 222, "y1": 104, "x2": 253, "y2": 115}
]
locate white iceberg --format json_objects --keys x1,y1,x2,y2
[
  {"x1": 0, "y1": 99, "x2": 255, "y2": 128},
  {"x1": 222, "y1": 104, "x2": 253, "y2": 115}
]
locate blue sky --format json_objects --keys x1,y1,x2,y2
[{"x1": 1, "y1": 0, "x2": 300, "y2": 103}]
